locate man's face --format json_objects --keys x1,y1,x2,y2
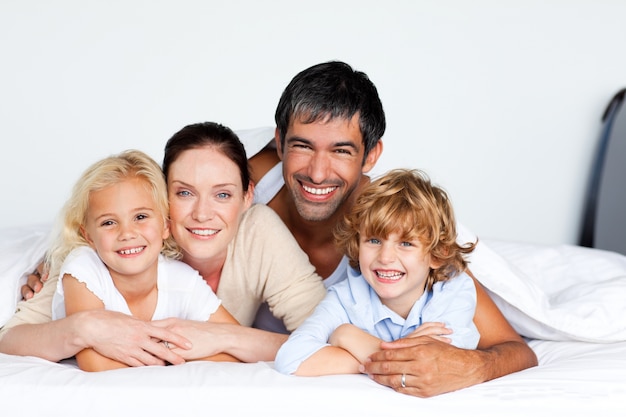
[{"x1": 277, "y1": 114, "x2": 380, "y2": 222}]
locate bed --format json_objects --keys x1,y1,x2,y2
[{"x1": 1, "y1": 221, "x2": 625, "y2": 416}]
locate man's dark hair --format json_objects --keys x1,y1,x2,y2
[{"x1": 275, "y1": 61, "x2": 386, "y2": 160}]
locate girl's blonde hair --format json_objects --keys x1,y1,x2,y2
[
  {"x1": 334, "y1": 168, "x2": 476, "y2": 291},
  {"x1": 45, "y1": 150, "x2": 180, "y2": 279}
]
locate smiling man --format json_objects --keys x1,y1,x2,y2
[{"x1": 249, "y1": 60, "x2": 537, "y2": 397}]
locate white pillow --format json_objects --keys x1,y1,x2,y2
[
  {"x1": 235, "y1": 126, "x2": 275, "y2": 158},
  {"x1": 0, "y1": 224, "x2": 51, "y2": 327}
]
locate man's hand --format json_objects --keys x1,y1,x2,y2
[
  {"x1": 76, "y1": 310, "x2": 192, "y2": 366},
  {"x1": 21, "y1": 263, "x2": 47, "y2": 300},
  {"x1": 360, "y1": 336, "x2": 487, "y2": 398}
]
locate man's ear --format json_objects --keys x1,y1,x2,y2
[
  {"x1": 362, "y1": 140, "x2": 383, "y2": 173},
  {"x1": 274, "y1": 127, "x2": 283, "y2": 160}
]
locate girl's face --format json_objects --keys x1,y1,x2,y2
[
  {"x1": 81, "y1": 177, "x2": 169, "y2": 281},
  {"x1": 167, "y1": 146, "x2": 252, "y2": 269},
  {"x1": 358, "y1": 231, "x2": 437, "y2": 318}
]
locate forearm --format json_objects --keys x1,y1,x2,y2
[
  {"x1": 166, "y1": 321, "x2": 289, "y2": 362},
  {"x1": 330, "y1": 324, "x2": 382, "y2": 363},
  {"x1": 0, "y1": 314, "x2": 89, "y2": 361},
  {"x1": 198, "y1": 352, "x2": 241, "y2": 363},
  {"x1": 473, "y1": 340, "x2": 538, "y2": 383},
  {"x1": 221, "y1": 325, "x2": 288, "y2": 362},
  {"x1": 296, "y1": 346, "x2": 360, "y2": 376},
  {"x1": 77, "y1": 348, "x2": 128, "y2": 372}
]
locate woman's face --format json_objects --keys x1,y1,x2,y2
[{"x1": 167, "y1": 146, "x2": 252, "y2": 268}]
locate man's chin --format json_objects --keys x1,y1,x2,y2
[{"x1": 295, "y1": 201, "x2": 341, "y2": 222}]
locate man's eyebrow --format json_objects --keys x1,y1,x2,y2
[
  {"x1": 286, "y1": 136, "x2": 359, "y2": 149},
  {"x1": 285, "y1": 135, "x2": 310, "y2": 144},
  {"x1": 334, "y1": 141, "x2": 359, "y2": 149}
]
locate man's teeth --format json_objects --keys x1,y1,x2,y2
[
  {"x1": 119, "y1": 247, "x2": 144, "y2": 255},
  {"x1": 191, "y1": 229, "x2": 218, "y2": 236},
  {"x1": 302, "y1": 184, "x2": 336, "y2": 195}
]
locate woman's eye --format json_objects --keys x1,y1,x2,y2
[
  {"x1": 136, "y1": 214, "x2": 148, "y2": 221},
  {"x1": 217, "y1": 192, "x2": 231, "y2": 199},
  {"x1": 177, "y1": 190, "x2": 191, "y2": 197}
]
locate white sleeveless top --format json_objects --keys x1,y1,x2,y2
[{"x1": 52, "y1": 246, "x2": 221, "y2": 321}]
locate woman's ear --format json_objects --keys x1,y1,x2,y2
[{"x1": 244, "y1": 181, "x2": 255, "y2": 209}]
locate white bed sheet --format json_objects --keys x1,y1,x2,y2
[{"x1": 0, "y1": 339, "x2": 625, "y2": 417}]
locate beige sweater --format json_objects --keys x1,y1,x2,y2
[
  {"x1": 216, "y1": 204, "x2": 325, "y2": 331},
  {"x1": 0, "y1": 204, "x2": 326, "y2": 335}
]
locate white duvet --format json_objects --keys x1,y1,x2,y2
[{"x1": 459, "y1": 225, "x2": 626, "y2": 342}]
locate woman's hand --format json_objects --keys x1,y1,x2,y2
[
  {"x1": 151, "y1": 318, "x2": 234, "y2": 360},
  {"x1": 75, "y1": 310, "x2": 192, "y2": 367}
]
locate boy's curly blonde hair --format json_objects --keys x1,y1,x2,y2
[{"x1": 334, "y1": 168, "x2": 476, "y2": 291}]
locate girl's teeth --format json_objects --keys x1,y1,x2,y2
[{"x1": 119, "y1": 247, "x2": 144, "y2": 255}]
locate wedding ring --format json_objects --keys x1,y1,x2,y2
[
  {"x1": 163, "y1": 341, "x2": 170, "y2": 349},
  {"x1": 401, "y1": 373, "x2": 406, "y2": 388}
]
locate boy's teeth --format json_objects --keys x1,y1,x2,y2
[{"x1": 377, "y1": 271, "x2": 403, "y2": 279}]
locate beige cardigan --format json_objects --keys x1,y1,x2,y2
[{"x1": 216, "y1": 204, "x2": 325, "y2": 331}]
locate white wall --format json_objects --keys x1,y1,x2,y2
[{"x1": 1, "y1": 0, "x2": 625, "y2": 245}]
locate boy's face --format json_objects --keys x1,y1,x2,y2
[
  {"x1": 276, "y1": 114, "x2": 381, "y2": 222},
  {"x1": 358, "y1": 231, "x2": 437, "y2": 317}
]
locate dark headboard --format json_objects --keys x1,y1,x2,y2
[{"x1": 580, "y1": 88, "x2": 626, "y2": 255}]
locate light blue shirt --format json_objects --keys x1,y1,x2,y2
[{"x1": 274, "y1": 266, "x2": 479, "y2": 375}]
